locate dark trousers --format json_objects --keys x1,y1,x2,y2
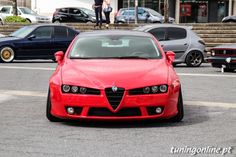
[
  {"x1": 104, "y1": 12, "x2": 110, "y2": 24},
  {"x1": 95, "y1": 6, "x2": 102, "y2": 26}
]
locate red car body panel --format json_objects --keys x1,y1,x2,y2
[{"x1": 49, "y1": 32, "x2": 181, "y2": 121}]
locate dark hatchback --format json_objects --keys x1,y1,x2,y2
[
  {"x1": 207, "y1": 44, "x2": 236, "y2": 72},
  {"x1": 0, "y1": 24, "x2": 79, "y2": 63},
  {"x1": 52, "y1": 7, "x2": 105, "y2": 23}
]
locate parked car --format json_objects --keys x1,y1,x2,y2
[
  {"x1": 0, "y1": 24, "x2": 79, "y2": 63},
  {"x1": 222, "y1": 15, "x2": 236, "y2": 23},
  {"x1": 0, "y1": 33, "x2": 5, "y2": 37},
  {"x1": 134, "y1": 24, "x2": 206, "y2": 67},
  {"x1": 0, "y1": 6, "x2": 51, "y2": 23},
  {"x1": 115, "y1": 7, "x2": 175, "y2": 24},
  {"x1": 207, "y1": 44, "x2": 236, "y2": 72},
  {"x1": 0, "y1": 14, "x2": 3, "y2": 25},
  {"x1": 46, "y1": 30, "x2": 184, "y2": 122},
  {"x1": 52, "y1": 7, "x2": 105, "y2": 23}
]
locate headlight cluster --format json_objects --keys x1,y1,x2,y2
[
  {"x1": 129, "y1": 84, "x2": 168, "y2": 95},
  {"x1": 211, "y1": 50, "x2": 215, "y2": 56},
  {"x1": 62, "y1": 85, "x2": 88, "y2": 94}
]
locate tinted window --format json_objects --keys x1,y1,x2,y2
[
  {"x1": 68, "y1": 29, "x2": 77, "y2": 39},
  {"x1": 167, "y1": 27, "x2": 187, "y2": 40},
  {"x1": 32, "y1": 27, "x2": 52, "y2": 39},
  {"x1": 69, "y1": 8, "x2": 81, "y2": 14},
  {"x1": 0, "y1": 7, "x2": 11, "y2": 14},
  {"x1": 59, "y1": 8, "x2": 68, "y2": 14},
  {"x1": 54, "y1": 27, "x2": 67, "y2": 39},
  {"x1": 70, "y1": 36, "x2": 161, "y2": 59},
  {"x1": 149, "y1": 28, "x2": 166, "y2": 41}
]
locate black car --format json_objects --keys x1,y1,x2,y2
[
  {"x1": 207, "y1": 44, "x2": 236, "y2": 72},
  {"x1": 52, "y1": 7, "x2": 105, "y2": 23},
  {"x1": 0, "y1": 24, "x2": 79, "y2": 63},
  {"x1": 114, "y1": 7, "x2": 175, "y2": 24},
  {"x1": 222, "y1": 15, "x2": 236, "y2": 23}
]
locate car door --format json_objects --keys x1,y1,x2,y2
[
  {"x1": 16, "y1": 26, "x2": 53, "y2": 59},
  {"x1": 52, "y1": 26, "x2": 77, "y2": 54},
  {"x1": 58, "y1": 8, "x2": 70, "y2": 22},
  {"x1": 163, "y1": 27, "x2": 189, "y2": 59},
  {"x1": 69, "y1": 8, "x2": 85, "y2": 22}
]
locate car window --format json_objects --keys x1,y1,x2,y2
[
  {"x1": 149, "y1": 28, "x2": 166, "y2": 41},
  {"x1": 69, "y1": 8, "x2": 81, "y2": 14},
  {"x1": 70, "y1": 36, "x2": 161, "y2": 59},
  {"x1": 32, "y1": 27, "x2": 53, "y2": 39},
  {"x1": 19, "y1": 7, "x2": 37, "y2": 15},
  {"x1": 167, "y1": 27, "x2": 187, "y2": 40},
  {"x1": 59, "y1": 8, "x2": 68, "y2": 14},
  {"x1": 54, "y1": 26, "x2": 67, "y2": 39},
  {"x1": 122, "y1": 10, "x2": 135, "y2": 16},
  {"x1": 0, "y1": 7, "x2": 11, "y2": 14}
]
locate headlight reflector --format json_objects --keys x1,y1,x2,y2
[
  {"x1": 151, "y1": 86, "x2": 158, "y2": 93},
  {"x1": 80, "y1": 87, "x2": 87, "y2": 94},
  {"x1": 143, "y1": 87, "x2": 150, "y2": 94},
  {"x1": 71, "y1": 86, "x2": 79, "y2": 93},
  {"x1": 62, "y1": 85, "x2": 70, "y2": 93},
  {"x1": 159, "y1": 85, "x2": 168, "y2": 93}
]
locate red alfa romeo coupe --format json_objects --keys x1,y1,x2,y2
[{"x1": 47, "y1": 30, "x2": 184, "y2": 122}]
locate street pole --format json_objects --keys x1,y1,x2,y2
[
  {"x1": 164, "y1": 0, "x2": 168, "y2": 23},
  {"x1": 135, "y1": 0, "x2": 138, "y2": 24}
]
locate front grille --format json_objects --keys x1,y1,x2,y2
[
  {"x1": 105, "y1": 87, "x2": 125, "y2": 110},
  {"x1": 213, "y1": 49, "x2": 236, "y2": 56},
  {"x1": 88, "y1": 108, "x2": 141, "y2": 116}
]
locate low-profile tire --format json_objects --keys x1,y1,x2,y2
[
  {"x1": 185, "y1": 51, "x2": 203, "y2": 67},
  {"x1": 0, "y1": 46, "x2": 15, "y2": 63},
  {"x1": 46, "y1": 90, "x2": 62, "y2": 122},
  {"x1": 170, "y1": 88, "x2": 184, "y2": 122},
  {"x1": 224, "y1": 68, "x2": 235, "y2": 72}
]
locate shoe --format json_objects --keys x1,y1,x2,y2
[{"x1": 105, "y1": 24, "x2": 109, "y2": 29}]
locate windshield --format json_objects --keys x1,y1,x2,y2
[
  {"x1": 10, "y1": 26, "x2": 35, "y2": 38},
  {"x1": 69, "y1": 35, "x2": 162, "y2": 59},
  {"x1": 19, "y1": 7, "x2": 37, "y2": 15}
]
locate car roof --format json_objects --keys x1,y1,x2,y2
[
  {"x1": 22, "y1": 24, "x2": 79, "y2": 31},
  {"x1": 134, "y1": 24, "x2": 191, "y2": 31},
  {"x1": 78, "y1": 30, "x2": 153, "y2": 38}
]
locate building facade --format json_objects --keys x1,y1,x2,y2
[{"x1": 0, "y1": 0, "x2": 31, "y2": 7}]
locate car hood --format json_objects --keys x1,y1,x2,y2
[
  {"x1": 61, "y1": 59, "x2": 169, "y2": 89},
  {"x1": 0, "y1": 36, "x2": 20, "y2": 42},
  {"x1": 211, "y1": 44, "x2": 236, "y2": 50}
]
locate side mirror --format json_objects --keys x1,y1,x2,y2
[
  {"x1": 166, "y1": 51, "x2": 175, "y2": 64},
  {"x1": 55, "y1": 51, "x2": 64, "y2": 64},
  {"x1": 28, "y1": 34, "x2": 36, "y2": 40}
]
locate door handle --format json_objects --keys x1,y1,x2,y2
[{"x1": 184, "y1": 43, "x2": 188, "y2": 45}]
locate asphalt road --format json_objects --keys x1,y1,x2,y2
[{"x1": 0, "y1": 62, "x2": 235, "y2": 157}]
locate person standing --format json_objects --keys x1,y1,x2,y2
[
  {"x1": 103, "y1": 0, "x2": 111, "y2": 29},
  {"x1": 94, "y1": 0, "x2": 103, "y2": 29}
]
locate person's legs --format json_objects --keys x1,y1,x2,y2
[
  {"x1": 98, "y1": 7, "x2": 102, "y2": 27},
  {"x1": 104, "y1": 12, "x2": 110, "y2": 28},
  {"x1": 95, "y1": 7, "x2": 99, "y2": 26}
]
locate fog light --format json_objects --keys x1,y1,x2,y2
[
  {"x1": 67, "y1": 107, "x2": 74, "y2": 115},
  {"x1": 155, "y1": 107, "x2": 162, "y2": 114}
]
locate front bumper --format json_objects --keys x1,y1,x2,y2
[
  {"x1": 207, "y1": 56, "x2": 236, "y2": 69},
  {"x1": 50, "y1": 85, "x2": 180, "y2": 121}
]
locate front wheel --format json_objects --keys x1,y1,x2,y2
[
  {"x1": 46, "y1": 90, "x2": 62, "y2": 122},
  {"x1": 169, "y1": 88, "x2": 184, "y2": 122},
  {"x1": 0, "y1": 46, "x2": 15, "y2": 63},
  {"x1": 185, "y1": 51, "x2": 203, "y2": 67}
]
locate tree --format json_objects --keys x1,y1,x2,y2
[
  {"x1": 164, "y1": 0, "x2": 169, "y2": 23},
  {"x1": 11, "y1": 0, "x2": 18, "y2": 16}
]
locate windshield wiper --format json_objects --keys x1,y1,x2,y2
[{"x1": 117, "y1": 56, "x2": 149, "y2": 59}]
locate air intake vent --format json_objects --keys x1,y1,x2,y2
[{"x1": 105, "y1": 87, "x2": 124, "y2": 110}]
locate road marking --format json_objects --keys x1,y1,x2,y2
[
  {"x1": 0, "y1": 90, "x2": 235, "y2": 108},
  {"x1": 0, "y1": 94, "x2": 14, "y2": 103},
  {"x1": 185, "y1": 101, "x2": 236, "y2": 108},
  {"x1": 178, "y1": 73, "x2": 236, "y2": 78},
  {"x1": 0, "y1": 66, "x2": 235, "y2": 78},
  {"x1": 0, "y1": 66, "x2": 55, "y2": 71},
  {"x1": 0, "y1": 90, "x2": 47, "y2": 97}
]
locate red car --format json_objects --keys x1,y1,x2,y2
[{"x1": 47, "y1": 30, "x2": 184, "y2": 122}]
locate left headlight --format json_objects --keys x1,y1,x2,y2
[{"x1": 129, "y1": 84, "x2": 168, "y2": 95}]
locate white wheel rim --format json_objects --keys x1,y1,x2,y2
[{"x1": 1, "y1": 47, "x2": 14, "y2": 62}]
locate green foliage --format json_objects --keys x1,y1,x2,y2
[{"x1": 4, "y1": 16, "x2": 29, "y2": 23}]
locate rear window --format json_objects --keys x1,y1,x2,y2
[
  {"x1": 167, "y1": 27, "x2": 187, "y2": 40},
  {"x1": 69, "y1": 35, "x2": 161, "y2": 59}
]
